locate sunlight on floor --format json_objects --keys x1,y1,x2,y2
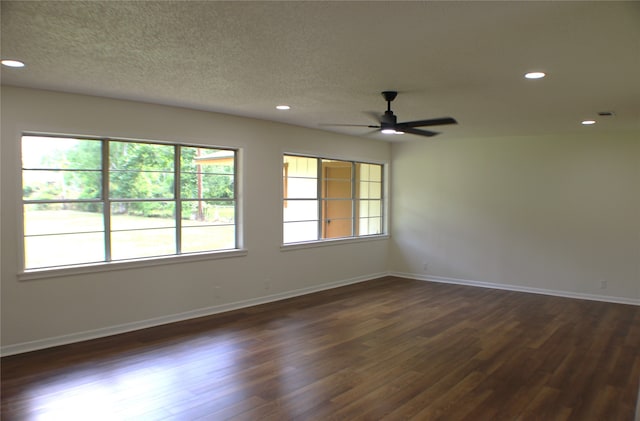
[
  {"x1": 29, "y1": 368, "x2": 172, "y2": 420},
  {"x1": 26, "y1": 339, "x2": 244, "y2": 420}
]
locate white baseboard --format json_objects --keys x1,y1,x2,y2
[
  {"x1": 0, "y1": 272, "x2": 386, "y2": 357},
  {"x1": 390, "y1": 271, "x2": 640, "y2": 306},
  {"x1": 4, "y1": 271, "x2": 636, "y2": 356}
]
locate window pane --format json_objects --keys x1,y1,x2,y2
[
  {"x1": 324, "y1": 199, "x2": 353, "y2": 218},
  {"x1": 285, "y1": 178, "x2": 317, "y2": 199},
  {"x1": 359, "y1": 200, "x2": 381, "y2": 218},
  {"x1": 359, "y1": 217, "x2": 382, "y2": 235},
  {"x1": 360, "y1": 181, "x2": 382, "y2": 199},
  {"x1": 322, "y1": 159, "x2": 349, "y2": 166},
  {"x1": 23, "y1": 170, "x2": 102, "y2": 201},
  {"x1": 323, "y1": 161, "x2": 352, "y2": 201},
  {"x1": 322, "y1": 161, "x2": 352, "y2": 181},
  {"x1": 24, "y1": 206, "x2": 104, "y2": 236},
  {"x1": 321, "y1": 161, "x2": 353, "y2": 240},
  {"x1": 22, "y1": 136, "x2": 103, "y2": 202},
  {"x1": 357, "y1": 163, "x2": 369, "y2": 181},
  {"x1": 182, "y1": 201, "x2": 234, "y2": 225},
  {"x1": 111, "y1": 228, "x2": 176, "y2": 260},
  {"x1": 24, "y1": 233, "x2": 105, "y2": 269},
  {"x1": 109, "y1": 170, "x2": 174, "y2": 199},
  {"x1": 323, "y1": 218, "x2": 353, "y2": 239},
  {"x1": 283, "y1": 221, "x2": 318, "y2": 243},
  {"x1": 109, "y1": 142, "x2": 174, "y2": 199},
  {"x1": 323, "y1": 179, "x2": 351, "y2": 199},
  {"x1": 360, "y1": 181, "x2": 381, "y2": 199},
  {"x1": 182, "y1": 147, "x2": 234, "y2": 173},
  {"x1": 22, "y1": 136, "x2": 102, "y2": 170},
  {"x1": 284, "y1": 155, "x2": 317, "y2": 177},
  {"x1": 111, "y1": 202, "x2": 175, "y2": 230},
  {"x1": 181, "y1": 174, "x2": 234, "y2": 199},
  {"x1": 182, "y1": 225, "x2": 235, "y2": 253},
  {"x1": 359, "y1": 163, "x2": 381, "y2": 182},
  {"x1": 370, "y1": 165, "x2": 382, "y2": 181},
  {"x1": 109, "y1": 142, "x2": 174, "y2": 171},
  {"x1": 359, "y1": 181, "x2": 369, "y2": 199},
  {"x1": 283, "y1": 200, "x2": 318, "y2": 222}
]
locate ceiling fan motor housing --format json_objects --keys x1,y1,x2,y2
[{"x1": 381, "y1": 110, "x2": 397, "y2": 126}]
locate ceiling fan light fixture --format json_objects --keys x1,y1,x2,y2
[
  {"x1": 1, "y1": 59, "x2": 25, "y2": 68},
  {"x1": 524, "y1": 71, "x2": 546, "y2": 79},
  {"x1": 381, "y1": 128, "x2": 404, "y2": 135}
]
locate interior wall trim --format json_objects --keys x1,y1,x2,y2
[
  {"x1": 0, "y1": 272, "x2": 386, "y2": 357},
  {"x1": 390, "y1": 272, "x2": 640, "y2": 307},
  {"x1": 4, "y1": 271, "x2": 637, "y2": 356}
]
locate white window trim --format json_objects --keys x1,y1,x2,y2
[
  {"x1": 280, "y1": 234, "x2": 390, "y2": 252},
  {"x1": 19, "y1": 249, "x2": 249, "y2": 281}
]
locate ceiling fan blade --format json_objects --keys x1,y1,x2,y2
[
  {"x1": 363, "y1": 129, "x2": 382, "y2": 136},
  {"x1": 398, "y1": 117, "x2": 458, "y2": 128},
  {"x1": 397, "y1": 127, "x2": 440, "y2": 137},
  {"x1": 319, "y1": 123, "x2": 380, "y2": 128},
  {"x1": 364, "y1": 111, "x2": 382, "y2": 124}
]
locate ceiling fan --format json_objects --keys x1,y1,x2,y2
[{"x1": 329, "y1": 91, "x2": 458, "y2": 137}]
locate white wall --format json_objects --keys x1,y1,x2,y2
[
  {"x1": 3, "y1": 86, "x2": 639, "y2": 355},
  {"x1": 389, "y1": 132, "x2": 640, "y2": 302},
  {"x1": 0, "y1": 87, "x2": 391, "y2": 353}
]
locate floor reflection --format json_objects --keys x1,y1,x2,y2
[{"x1": 24, "y1": 336, "x2": 246, "y2": 420}]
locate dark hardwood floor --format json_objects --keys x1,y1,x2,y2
[{"x1": 2, "y1": 276, "x2": 639, "y2": 420}]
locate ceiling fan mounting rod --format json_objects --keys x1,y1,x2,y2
[{"x1": 381, "y1": 91, "x2": 398, "y2": 112}]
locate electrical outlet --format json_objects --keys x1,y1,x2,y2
[
  {"x1": 423, "y1": 263, "x2": 429, "y2": 272},
  {"x1": 599, "y1": 280, "x2": 608, "y2": 290},
  {"x1": 265, "y1": 278, "x2": 272, "y2": 291}
]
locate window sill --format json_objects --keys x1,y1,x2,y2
[
  {"x1": 281, "y1": 234, "x2": 389, "y2": 252},
  {"x1": 18, "y1": 249, "x2": 248, "y2": 281}
]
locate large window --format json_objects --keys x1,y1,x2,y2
[
  {"x1": 21, "y1": 135, "x2": 237, "y2": 270},
  {"x1": 283, "y1": 155, "x2": 384, "y2": 244}
]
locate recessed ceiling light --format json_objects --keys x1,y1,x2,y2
[
  {"x1": 1, "y1": 59, "x2": 25, "y2": 68},
  {"x1": 524, "y1": 72, "x2": 546, "y2": 79},
  {"x1": 581, "y1": 120, "x2": 596, "y2": 125},
  {"x1": 276, "y1": 105, "x2": 291, "y2": 110}
]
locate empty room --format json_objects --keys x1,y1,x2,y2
[{"x1": 1, "y1": 1, "x2": 639, "y2": 420}]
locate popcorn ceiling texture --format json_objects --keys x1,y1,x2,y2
[{"x1": 2, "y1": 1, "x2": 639, "y2": 139}]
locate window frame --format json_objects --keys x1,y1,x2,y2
[
  {"x1": 282, "y1": 153, "x2": 388, "y2": 248},
  {"x1": 19, "y1": 133, "x2": 244, "y2": 278}
]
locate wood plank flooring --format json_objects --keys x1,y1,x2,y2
[{"x1": 2, "y1": 276, "x2": 639, "y2": 420}]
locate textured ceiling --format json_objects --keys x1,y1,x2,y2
[{"x1": 2, "y1": 1, "x2": 639, "y2": 141}]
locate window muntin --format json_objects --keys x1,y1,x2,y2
[
  {"x1": 283, "y1": 155, "x2": 384, "y2": 244},
  {"x1": 21, "y1": 135, "x2": 237, "y2": 270},
  {"x1": 356, "y1": 162, "x2": 383, "y2": 236}
]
